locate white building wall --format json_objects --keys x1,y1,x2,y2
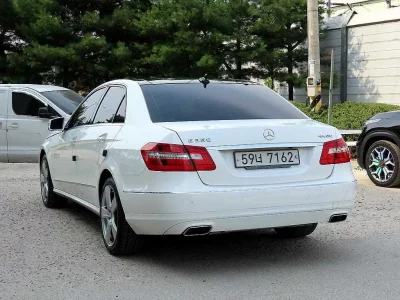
[
  {"x1": 347, "y1": 11, "x2": 400, "y2": 104},
  {"x1": 283, "y1": 7, "x2": 400, "y2": 105},
  {"x1": 330, "y1": 0, "x2": 400, "y2": 17}
]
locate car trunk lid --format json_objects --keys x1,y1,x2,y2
[{"x1": 158, "y1": 119, "x2": 337, "y2": 186}]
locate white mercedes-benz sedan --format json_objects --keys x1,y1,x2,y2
[{"x1": 40, "y1": 79, "x2": 356, "y2": 255}]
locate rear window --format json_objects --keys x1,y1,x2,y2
[
  {"x1": 41, "y1": 90, "x2": 83, "y2": 115},
  {"x1": 141, "y1": 83, "x2": 307, "y2": 123}
]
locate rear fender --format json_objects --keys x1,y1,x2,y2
[{"x1": 98, "y1": 157, "x2": 123, "y2": 196}]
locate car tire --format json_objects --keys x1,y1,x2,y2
[
  {"x1": 274, "y1": 223, "x2": 317, "y2": 238},
  {"x1": 100, "y1": 177, "x2": 144, "y2": 255},
  {"x1": 40, "y1": 155, "x2": 68, "y2": 208},
  {"x1": 366, "y1": 140, "x2": 400, "y2": 188}
]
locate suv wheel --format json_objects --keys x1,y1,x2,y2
[{"x1": 366, "y1": 140, "x2": 400, "y2": 187}]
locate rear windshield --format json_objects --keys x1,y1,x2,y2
[
  {"x1": 41, "y1": 90, "x2": 83, "y2": 115},
  {"x1": 141, "y1": 83, "x2": 307, "y2": 122}
]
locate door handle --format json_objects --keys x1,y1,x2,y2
[
  {"x1": 9, "y1": 123, "x2": 19, "y2": 129},
  {"x1": 71, "y1": 137, "x2": 77, "y2": 145},
  {"x1": 97, "y1": 134, "x2": 107, "y2": 142}
]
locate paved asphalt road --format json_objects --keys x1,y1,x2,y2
[{"x1": 1, "y1": 163, "x2": 400, "y2": 300}]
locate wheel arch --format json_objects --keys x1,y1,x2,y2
[
  {"x1": 39, "y1": 149, "x2": 46, "y2": 162},
  {"x1": 98, "y1": 169, "x2": 113, "y2": 205},
  {"x1": 361, "y1": 130, "x2": 400, "y2": 168}
]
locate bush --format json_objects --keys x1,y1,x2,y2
[{"x1": 292, "y1": 101, "x2": 399, "y2": 130}]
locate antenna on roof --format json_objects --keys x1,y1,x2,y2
[{"x1": 199, "y1": 74, "x2": 210, "y2": 88}]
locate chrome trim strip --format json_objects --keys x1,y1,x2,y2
[
  {"x1": 53, "y1": 180, "x2": 95, "y2": 188},
  {"x1": 54, "y1": 189, "x2": 100, "y2": 216}
]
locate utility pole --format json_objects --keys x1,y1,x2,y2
[
  {"x1": 306, "y1": 0, "x2": 322, "y2": 111},
  {"x1": 328, "y1": 49, "x2": 334, "y2": 125},
  {"x1": 327, "y1": 0, "x2": 332, "y2": 17}
]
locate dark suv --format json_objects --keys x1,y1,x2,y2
[{"x1": 357, "y1": 111, "x2": 400, "y2": 187}]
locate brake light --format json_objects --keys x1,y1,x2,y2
[
  {"x1": 141, "y1": 143, "x2": 216, "y2": 171},
  {"x1": 320, "y1": 138, "x2": 350, "y2": 165}
]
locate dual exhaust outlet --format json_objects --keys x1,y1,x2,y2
[
  {"x1": 182, "y1": 214, "x2": 347, "y2": 236},
  {"x1": 329, "y1": 213, "x2": 347, "y2": 223},
  {"x1": 183, "y1": 225, "x2": 212, "y2": 236}
]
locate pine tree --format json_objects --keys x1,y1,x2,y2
[
  {"x1": 0, "y1": 0, "x2": 21, "y2": 82},
  {"x1": 8, "y1": 0, "x2": 151, "y2": 89}
]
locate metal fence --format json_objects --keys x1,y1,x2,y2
[{"x1": 340, "y1": 130, "x2": 361, "y2": 147}]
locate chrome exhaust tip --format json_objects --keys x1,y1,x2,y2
[
  {"x1": 329, "y1": 214, "x2": 347, "y2": 223},
  {"x1": 183, "y1": 225, "x2": 212, "y2": 236}
]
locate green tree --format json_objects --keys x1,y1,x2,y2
[
  {"x1": 0, "y1": 0, "x2": 21, "y2": 82},
  {"x1": 217, "y1": 0, "x2": 260, "y2": 79},
  {"x1": 254, "y1": 0, "x2": 325, "y2": 100},
  {"x1": 140, "y1": 0, "x2": 261, "y2": 79},
  {"x1": 8, "y1": 0, "x2": 151, "y2": 89},
  {"x1": 254, "y1": 0, "x2": 310, "y2": 100},
  {"x1": 2, "y1": 0, "x2": 322, "y2": 91}
]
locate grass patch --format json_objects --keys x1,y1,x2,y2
[{"x1": 292, "y1": 101, "x2": 399, "y2": 130}]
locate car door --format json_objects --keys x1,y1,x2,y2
[
  {"x1": 54, "y1": 87, "x2": 108, "y2": 198},
  {"x1": 74, "y1": 86, "x2": 126, "y2": 206},
  {"x1": 0, "y1": 88, "x2": 8, "y2": 162},
  {"x1": 48, "y1": 127, "x2": 80, "y2": 195},
  {"x1": 6, "y1": 90, "x2": 59, "y2": 163}
]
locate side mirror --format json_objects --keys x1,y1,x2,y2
[
  {"x1": 38, "y1": 107, "x2": 52, "y2": 119},
  {"x1": 48, "y1": 117, "x2": 64, "y2": 131}
]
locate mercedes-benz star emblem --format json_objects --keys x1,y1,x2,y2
[{"x1": 263, "y1": 129, "x2": 275, "y2": 141}]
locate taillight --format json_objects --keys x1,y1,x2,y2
[
  {"x1": 320, "y1": 138, "x2": 350, "y2": 165},
  {"x1": 185, "y1": 145, "x2": 217, "y2": 171},
  {"x1": 141, "y1": 143, "x2": 216, "y2": 171}
]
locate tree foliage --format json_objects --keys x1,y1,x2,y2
[
  {"x1": 6, "y1": 0, "x2": 151, "y2": 88},
  {"x1": 253, "y1": 0, "x2": 310, "y2": 100},
  {"x1": 0, "y1": 0, "x2": 21, "y2": 82},
  {"x1": 0, "y1": 0, "x2": 324, "y2": 95}
]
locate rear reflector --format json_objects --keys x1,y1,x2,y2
[
  {"x1": 320, "y1": 138, "x2": 351, "y2": 165},
  {"x1": 141, "y1": 143, "x2": 216, "y2": 171}
]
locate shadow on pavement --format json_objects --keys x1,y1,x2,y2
[
  {"x1": 61, "y1": 198, "x2": 351, "y2": 276},
  {"x1": 131, "y1": 231, "x2": 349, "y2": 274}
]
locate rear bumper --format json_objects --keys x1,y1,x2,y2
[{"x1": 121, "y1": 180, "x2": 357, "y2": 235}]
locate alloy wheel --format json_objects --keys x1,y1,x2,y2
[
  {"x1": 40, "y1": 160, "x2": 49, "y2": 203},
  {"x1": 101, "y1": 185, "x2": 118, "y2": 247},
  {"x1": 368, "y1": 146, "x2": 396, "y2": 183}
]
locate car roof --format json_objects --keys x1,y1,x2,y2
[
  {"x1": 136, "y1": 79, "x2": 261, "y2": 85},
  {"x1": 104, "y1": 79, "x2": 261, "y2": 86},
  {"x1": 0, "y1": 84, "x2": 69, "y2": 92}
]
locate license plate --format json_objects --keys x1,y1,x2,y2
[{"x1": 234, "y1": 149, "x2": 300, "y2": 168}]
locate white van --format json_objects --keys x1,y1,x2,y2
[{"x1": 0, "y1": 84, "x2": 83, "y2": 162}]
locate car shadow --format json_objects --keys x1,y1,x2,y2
[
  {"x1": 61, "y1": 200, "x2": 101, "y2": 229},
  {"x1": 61, "y1": 200, "x2": 350, "y2": 276},
  {"x1": 133, "y1": 231, "x2": 349, "y2": 274}
]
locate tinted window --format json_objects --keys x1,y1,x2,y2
[
  {"x1": 141, "y1": 83, "x2": 306, "y2": 122},
  {"x1": 12, "y1": 92, "x2": 46, "y2": 117},
  {"x1": 47, "y1": 105, "x2": 61, "y2": 118},
  {"x1": 93, "y1": 86, "x2": 126, "y2": 124},
  {"x1": 41, "y1": 90, "x2": 83, "y2": 115},
  {"x1": 113, "y1": 96, "x2": 127, "y2": 123},
  {"x1": 68, "y1": 88, "x2": 106, "y2": 128}
]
